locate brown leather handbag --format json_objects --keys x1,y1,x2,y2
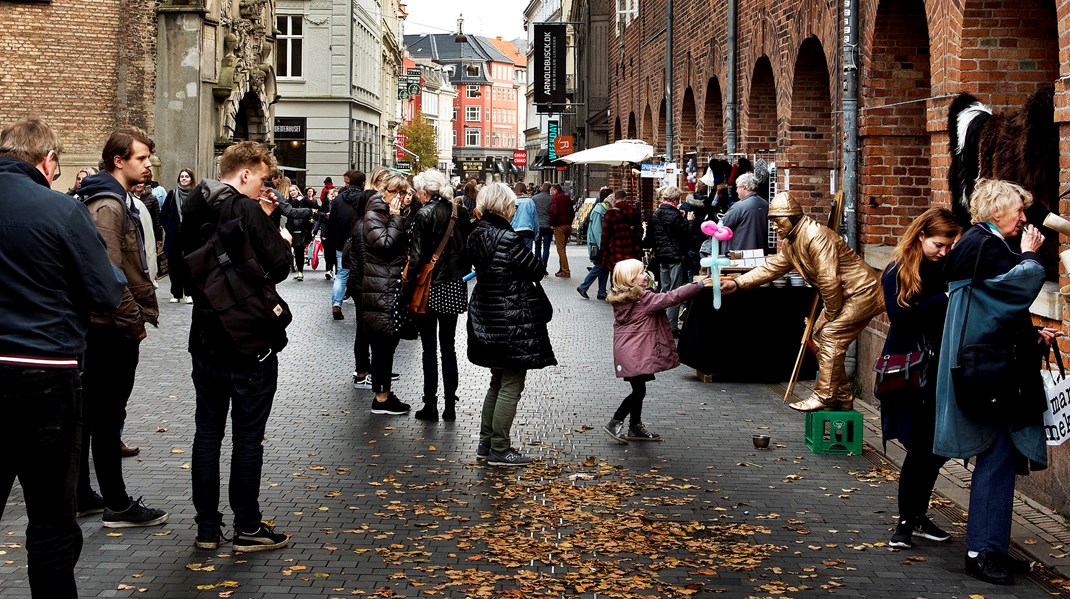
[{"x1": 406, "y1": 201, "x2": 458, "y2": 314}]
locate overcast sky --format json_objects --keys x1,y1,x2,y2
[{"x1": 403, "y1": 0, "x2": 528, "y2": 41}]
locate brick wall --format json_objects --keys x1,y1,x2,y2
[{"x1": 0, "y1": 0, "x2": 158, "y2": 164}]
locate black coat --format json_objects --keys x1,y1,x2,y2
[
  {"x1": 645, "y1": 203, "x2": 689, "y2": 262},
  {"x1": 466, "y1": 212, "x2": 557, "y2": 370},
  {"x1": 409, "y1": 196, "x2": 475, "y2": 285},
  {"x1": 357, "y1": 195, "x2": 409, "y2": 337},
  {"x1": 328, "y1": 186, "x2": 362, "y2": 243}
]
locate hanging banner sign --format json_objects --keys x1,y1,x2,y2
[
  {"x1": 513, "y1": 149, "x2": 527, "y2": 167},
  {"x1": 533, "y1": 23, "x2": 567, "y2": 113},
  {"x1": 547, "y1": 120, "x2": 560, "y2": 161}
]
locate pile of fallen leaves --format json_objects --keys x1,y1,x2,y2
[{"x1": 363, "y1": 458, "x2": 785, "y2": 597}]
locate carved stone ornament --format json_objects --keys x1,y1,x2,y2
[{"x1": 213, "y1": 0, "x2": 277, "y2": 144}]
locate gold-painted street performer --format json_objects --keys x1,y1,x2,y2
[{"x1": 721, "y1": 191, "x2": 885, "y2": 411}]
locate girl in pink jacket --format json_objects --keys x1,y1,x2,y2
[{"x1": 604, "y1": 259, "x2": 709, "y2": 443}]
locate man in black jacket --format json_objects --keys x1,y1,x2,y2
[
  {"x1": 0, "y1": 118, "x2": 124, "y2": 597},
  {"x1": 645, "y1": 185, "x2": 691, "y2": 336},
  {"x1": 329, "y1": 169, "x2": 365, "y2": 319},
  {"x1": 179, "y1": 141, "x2": 293, "y2": 554}
]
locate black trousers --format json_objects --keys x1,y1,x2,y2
[
  {"x1": 78, "y1": 324, "x2": 140, "y2": 511},
  {"x1": 166, "y1": 252, "x2": 192, "y2": 299},
  {"x1": 417, "y1": 311, "x2": 459, "y2": 400},
  {"x1": 322, "y1": 236, "x2": 336, "y2": 272},
  {"x1": 898, "y1": 396, "x2": 948, "y2": 519},
  {"x1": 368, "y1": 333, "x2": 399, "y2": 393},
  {"x1": 0, "y1": 366, "x2": 83, "y2": 598}
]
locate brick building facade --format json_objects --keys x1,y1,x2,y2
[
  {"x1": 1, "y1": 0, "x2": 277, "y2": 189},
  {"x1": 0, "y1": 0, "x2": 158, "y2": 187},
  {"x1": 605, "y1": 0, "x2": 1070, "y2": 512}
]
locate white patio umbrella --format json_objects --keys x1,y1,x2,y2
[{"x1": 557, "y1": 139, "x2": 654, "y2": 166}]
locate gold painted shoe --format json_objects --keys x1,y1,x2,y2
[
  {"x1": 788, "y1": 396, "x2": 828, "y2": 412},
  {"x1": 827, "y1": 399, "x2": 854, "y2": 411}
]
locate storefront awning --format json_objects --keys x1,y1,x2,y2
[{"x1": 529, "y1": 150, "x2": 548, "y2": 170}]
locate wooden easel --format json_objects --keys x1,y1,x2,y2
[{"x1": 783, "y1": 191, "x2": 845, "y2": 402}]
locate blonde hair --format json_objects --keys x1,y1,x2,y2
[
  {"x1": 968, "y1": 178, "x2": 1033, "y2": 225},
  {"x1": 475, "y1": 181, "x2": 516, "y2": 217},
  {"x1": 277, "y1": 176, "x2": 291, "y2": 200},
  {"x1": 611, "y1": 258, "x2": 646, "y2": 290},
  {"x1": 379, "y1": 171, "x2": 409, "y2": 191}
]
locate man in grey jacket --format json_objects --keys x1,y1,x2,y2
[{"x1": 719, "y1": 173, "x2": 769, "y2": 254}]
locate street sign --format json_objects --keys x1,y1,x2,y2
[
  {"x1": 396, "y1": 132, "x2": 407, "y2": 160},
  {"x1": 553, "y1": 135, "x2": 574, "y2": 157},
  {"x1": 396, "y1": 160, "x2": 411, "y2": 171}
]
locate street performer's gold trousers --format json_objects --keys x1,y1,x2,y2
[{"x1": 810, "y1": 299, "x2": 884, "y2": 407}]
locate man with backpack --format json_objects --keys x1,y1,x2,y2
[
  {"x1": 76, "y1": 127, "x2": 168, "y2": 529},
  {"x1": 179, "y1": 141, "x2": 293, "y2": 553},
  {"x1": 576, "y1": 187, "x2": 614, "y2": 300}
]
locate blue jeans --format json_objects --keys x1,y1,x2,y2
[
  {"x1": 535, "y1": 228, "x2": 554, "y2": 267},
  {"x1": 191, "y1": 354, "x2": 278, "y2": 536},
  {"x1": 578, "y1": 248, "x2": 609, "y2": 297},
  {"x1": 332, "y1": 250, "x2": 350, "y2": 307},
  {"x1": 965, "y1": 427, "x2": 1017, "y2": 554},
  {"x1": 0, "y1": 366, "x2": 83, "y2": 598}
]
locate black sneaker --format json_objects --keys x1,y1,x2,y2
[
  {"x1": 625, "y1": 421, "x2": 662, "y2": 441},
  {"x1": 914, "y1": 515, "x2": 950, "y2": 542},
  {"x1": 889, "y1": 518, "x2": 913, "y2": 549},
  {"x1": 487, "y1": 447, "x2": 533, "y2": 467},
  {"x1": 371, "y1": 393, "x2": 411, "y2": 415},
  {"x1": 77, "y1": 491, "x2": 105, "y2": 517},
  {"x1": 352, "y1": 373, "x2": 372, "y2": 390},
  {"x1": 391, "y1": 372, "x2": 401, "y2": 381},
  {"x1": 476, "y1": 440, "x2": 491, "y2": 461},
  {"x1": 414, "y1": 402, "x2": 439, "y2": 421},
  {"x1": 965, "y1": 551, "x2": 1013, "y2": 585},
  {"x1": 233, "y1": 522, "x2": 289, "y2": 553},
  {"x1": 997, "y1": 553, "x2": 1033, "y2": 574},
  {"x1": 603, "y1": 419, "x2": 628, "y2": 444},
  {"x1": 102, "y1": 496, "x2": 169, "y2": 528},
  {"x1": 577, "y1": 286, "x2": 590, "y2": 299},
  {"x1": 195, "y1": 530, "x2": 229, "y2": 550}
]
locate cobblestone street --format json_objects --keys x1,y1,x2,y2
[{"x1": 0, "y1": 245, "x2": 1057, "y2": 598}]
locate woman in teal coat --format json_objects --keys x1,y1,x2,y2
[{"x1": 935, "y1": 179, "x2": 1061, "y2": 585}]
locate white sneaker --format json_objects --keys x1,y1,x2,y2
[
  {"x1": 185, "y1": 297, "x2": 193, "y2": 304},
  {"x1": 169, "y1": 298, "x2": 180, "y2": 304}
]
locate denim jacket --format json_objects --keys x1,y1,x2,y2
[{"x1": 511, "y1": 196, "x2": 538, "y2": 234}]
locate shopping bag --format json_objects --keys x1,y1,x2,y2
[
  {"x1": 1042, "y1": 347, "x2": 1070, "y2": 446},
  {"x1": 308, "y1": 238, "x2": 323, "y2": 270}
]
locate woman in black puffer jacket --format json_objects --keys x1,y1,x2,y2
[
  {"x1": 467, "y1": 182, "x2": 556, "y2": 467},
  {"x1": 353, "y1": 171, "x2": 413, "y2": 415}
]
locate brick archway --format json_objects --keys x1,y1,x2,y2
[
  {"x1": 679, "y1": 87, "x2": 697, "y2": 160},
  {"x1": 786, "y1": 37, "x2": 834, "y2": 216},
  {"x1": 859, "y1": 0, "x2": 932, "y2": 247},
  {"x1": 702, "y1": 77, "x2": 724, "y2": 155},
  {"x1": 641, "y1": 104, "x2": 653, "y2": 143},
  {"x1": 656, "y1": 98, "x2": 667, "y2": 154},
  {"x1": 614, "y1": 117, "x2": 622, "y2": 143},
  {"x1": 744, "y1": 57, "x2": 777, "y2": 153},
  {"x1": 959, "y1": 0, "x2": 1058, "y2": 106},
  {"x1": 627, "y1": 112, "x2": 637, "y2": 139}
]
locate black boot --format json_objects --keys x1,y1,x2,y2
[
  {"x1": 442, "y1": 396, "x2": 457, "y2": 422},
  {"x1": 414, "y1": 396, "x2": 439, "y2": 421}
]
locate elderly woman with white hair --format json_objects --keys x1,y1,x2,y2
[
  {"x1": 466, "y1": 182, "x2": 556, "y2": 466},
  {"x1": 935, "y1": 178, "x2": 1061, "y2": 585},
  {"x1": 408, "y1": 168, "x2": 474, "y2": 422}
]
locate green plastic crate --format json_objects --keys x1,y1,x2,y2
[{"x1": 804, "y1": 410, "x2": 863, "y2": 455}]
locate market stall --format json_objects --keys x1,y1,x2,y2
[{"x1": 678, "y1": 283, "x2": 817, "y2": 382}]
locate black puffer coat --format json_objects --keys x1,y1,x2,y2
[
  {"x1": 466, "y1": 212, "x2": 557, "y2": 370},
  {"x1": 357, "y1": 195, "x2": 409, "y2": 337},
  {"x1": 645, "y1": 202, "x2": 689, "y2": 262},
  {"x1": 409, "y1": 195, "x2": 475, "y2": 285}
]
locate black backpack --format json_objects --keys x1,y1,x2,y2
[{"x1": 184, "y1": 195, "x2": 292, "y2": 358}]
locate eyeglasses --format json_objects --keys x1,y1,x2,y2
[
  {"x1": 50, "y1": 151, "x2": 61, "y2": 182},
  {"x1": 384, "y1": 188, "x2": 403, "y2": 194}
]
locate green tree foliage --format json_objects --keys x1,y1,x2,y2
[{"x1": 399, "y1": 113, "x2": 439, "y2": 174}]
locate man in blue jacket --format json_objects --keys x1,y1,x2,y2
[{"x1": 0, "y1": 117, "x2": 124, "y2": 598}]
